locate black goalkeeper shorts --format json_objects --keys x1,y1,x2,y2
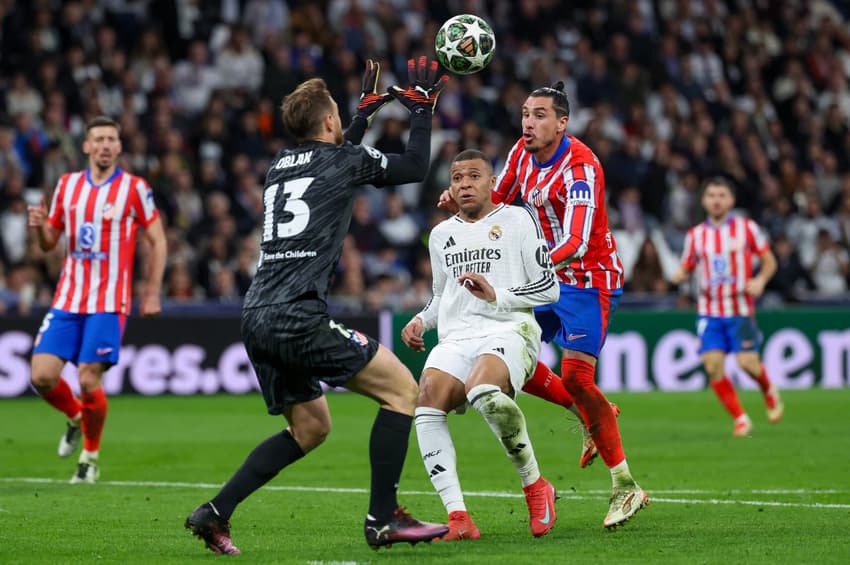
[{"x1": 241, "y1": 303, "x2": 380, "y2": 415}]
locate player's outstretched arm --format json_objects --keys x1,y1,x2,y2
[
  {"x1": 140, "y1": 216, "x2": 167, "y2": 317},
  {"x1": 387, "y1": 56, "x2": 448, "y2": 115},
  {"x1": 344, "y1": 59, "x2": 394, "y2": 144},
  {"x1": 380, "y1": 57, "x2": 449, "y2": 186}
]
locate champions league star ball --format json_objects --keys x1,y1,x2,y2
[{"x1": 435, "y1": 14, "x2": 496, "y2": 75}]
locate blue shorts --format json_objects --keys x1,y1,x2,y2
[
  {"x1": 696, "y1": 316, "x2": 761, "y2": 354},
  {"x1": 32, "y1": 308, "x2": 126, "y2": 366},
  {"x1": 534, "y1": 284, "x2": 622, "y2": 357}
]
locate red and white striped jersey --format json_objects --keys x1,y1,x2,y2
[
  {"x1": 46, "y1": 168, "x2": 159, "y2": 315},
  {"x1": 493, "y1": 134, "x2": 623, "y2": 291},
  {"x1": 680, "y1": 216, "x2": 769, "y2": 317}
]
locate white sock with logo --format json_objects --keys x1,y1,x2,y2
[
  {"x1": 609, "y1": 459, "x2": 634, "y2": 488},
  {"x1": 467, "y1": 384, "x2": 540, "y2": 487},
  {"x1": 414, "y1": 406, "x2": 466, "y2": 513}
]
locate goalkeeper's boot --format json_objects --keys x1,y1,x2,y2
[
  {"x1": 69, "y1": 452, "x2": 99, "y2": 484},
  {"x1": 365, "y1": 507, "x2": 448, "y2": 549},
  {"x1": 185, "y1": 502, "x2": 241, "y2": 555},
  {"x1": 58, "y1": 419, "x2": 82, "y2": 458},
  {"x1": 436, "y1": 510, "x2": 480, "y2": 541},
  {"x1": 579, "y1": 402, "x2": 621, "y2": 468},
  {"x1": 733, "y1": 414, "x2": 753, "y2": 437},
  {"x1": 603, "y1": 482, "x2": 649, "y2": 529},
  {"x1": 523, "y1": 477, "x2": 557, "y2": 537},
  {"x1": 764, "y1": 385, "x2": 784, "y2": 424}
]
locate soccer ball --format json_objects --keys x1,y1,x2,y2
[{"x1": 435, "y1": 14, "x2": 496, "y2": 75}]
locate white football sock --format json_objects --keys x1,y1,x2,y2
[
  {"x1": 414, "y1": 406, "x2": 466, "y2": 513},
  {"x1": 610, "y1": 459, "x2": 634, "y2": 488},
  {"x1": 467, "y1": 384, "x2": 540, "y2": 487}
]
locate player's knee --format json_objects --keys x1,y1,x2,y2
[
  {"x1": 292, "y1": 421, "x2": 331, "y2": 453},
  {"x1": 736, "y1": 353, "x2": 760, "y2": 376},
  {"x1": 30, "y1": 369, "x2": 59, "y2": 392},
  {"x1": 702, "y1": 355, "x2": 724, "y2": 379},
  {"x1": 77, "y1": 364, "x2": 104, "y2": 393},
  {"x1": 466, "y1": 383, "x2": 501, "y2": 411},
  {"x1": 416, "y1": 373, "x2": 441, "y2": 408}
]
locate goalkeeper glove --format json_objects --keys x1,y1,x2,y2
[
  {"x1": 356, "y1": 59, "x2": 394, "y2": 125},
  {"x1": 388, "y1": 56, "x2": 449, "y2": 115}
]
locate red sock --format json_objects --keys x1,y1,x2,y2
[
  {"x1": 710, "y1": 377, "x2": 745, "y2": 419},
  {"x1": 81, "y1": 387, "x2": 108, "y2": 452},
  {"x1": 42, "y1": 378, "x2": 82, "y2": 420},
  {"x1": 521, "y1": 361, "x2": 575, "y2": 409},
  {"x1": 753, "y1": 364, "x2": 771, "y2": 393},
  {"x1": 560, "y1": 358, "x2": 625, "y2": 468}
]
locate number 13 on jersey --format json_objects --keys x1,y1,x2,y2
[{"x1": 263, "y1": 177, "x2": 315, "y2": 241}]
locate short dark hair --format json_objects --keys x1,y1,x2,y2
[
  {"x1": 452, "y1": 149, "x2": 492, "y2": 173},
  {"x1": 529, "y1": 81, "x2": 569, "y2": 118},
  {"x1": 85, "y1": 115, "x2": 120, "y2": 133},
  {"x1": 281, "y1": 78, "x2": 334, "y2": 142},
  {"x1": 701, "y1": 176, "x2": 736, "y2": 198}
]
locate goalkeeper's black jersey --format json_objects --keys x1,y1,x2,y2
[{"x1": 243, "y1": 140, "x2": 389, "y2": 310}]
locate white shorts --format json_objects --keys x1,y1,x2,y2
[{"x1": 423, "y1": 330, "x2": 539, "y2": 394}]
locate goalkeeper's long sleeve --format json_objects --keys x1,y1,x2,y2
[{"x1": 378, "y1": 111, "x2": 432, "y2": 186}]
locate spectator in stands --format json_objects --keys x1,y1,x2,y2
[
  {"x1": 215, "y1": 24, "x2": 264, "y2": 93},
  {"x1": 378, "y1": 192, "x2": 420, "y2": 259},
  {"x1": 835, "y1": 186, "x2": 850, "y2": 248},
  {"x1": 787, "y1": 195, "x2": 839, "y2": 270},
  {"x1": 0, "y1": 196, "x2": 28, "y2": 265},
  {"x1": 166, "y1": 261, "x2": 197, "y2": 301},
  {"x1": 1, "y1": 1, "x2": 849, "y2": 312},
  {"x1": 767, "y1": 234, "x2": 816, "y2": 302},
  {"x1": 172, "y1": 39, "x2": 221, "y2": 116},
  {"x1": 6, "y1": 72, "x2": 44, "y2": 119},
  {"x1": 628, "y1": 239, "x2": 669, "y2": 295},
  {"x1": 811, "y1": 228, "x2": 850, "y2": 295},
  {"x1": 348, "y1": 195, "x2": 386, "y2": 256}
]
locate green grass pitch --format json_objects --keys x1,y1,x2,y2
[{"x1": 2, "y1": 389, "x2": 849, "y2": 564}]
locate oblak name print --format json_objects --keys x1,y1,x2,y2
[{"x1": 273, "y1": 151, "x2": 313, "y2": 169}]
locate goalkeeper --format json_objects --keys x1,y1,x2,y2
[{"x1": 185, "y1": 58, "x2": 449, "y2": 554}]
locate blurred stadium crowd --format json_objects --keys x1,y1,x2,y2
[{"x1": 1, "y1": 0, "x2": 850, "y2": 315}]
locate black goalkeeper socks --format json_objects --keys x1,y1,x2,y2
[
  {"x1": 211, "y1": 429, "x2": 305, "y2": 520},
  {"x1": 368, "y1": 408, "x2": 413, "y2": 521}
]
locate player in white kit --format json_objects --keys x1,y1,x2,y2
[{"x1": 402, "y1": 149, "x2": 560, "y2": 540}]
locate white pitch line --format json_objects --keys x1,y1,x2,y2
[
  {"x1": 648, "y1": 497, "x2": 850, "y2": 510},
  {"x1": 1, "y1": 478, "x2": 848, "y2": 510},
  {"x1": 1, "y1": 478, "x2": 843, "y2": 496}
]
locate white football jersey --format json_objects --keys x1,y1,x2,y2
[{"x1": 417, "y1": 203, "x2": 559, "y2": 344}]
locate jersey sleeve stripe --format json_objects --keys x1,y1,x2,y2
[{"x1": 507, "y1": 272, "x2": 557, "y2": 296}]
